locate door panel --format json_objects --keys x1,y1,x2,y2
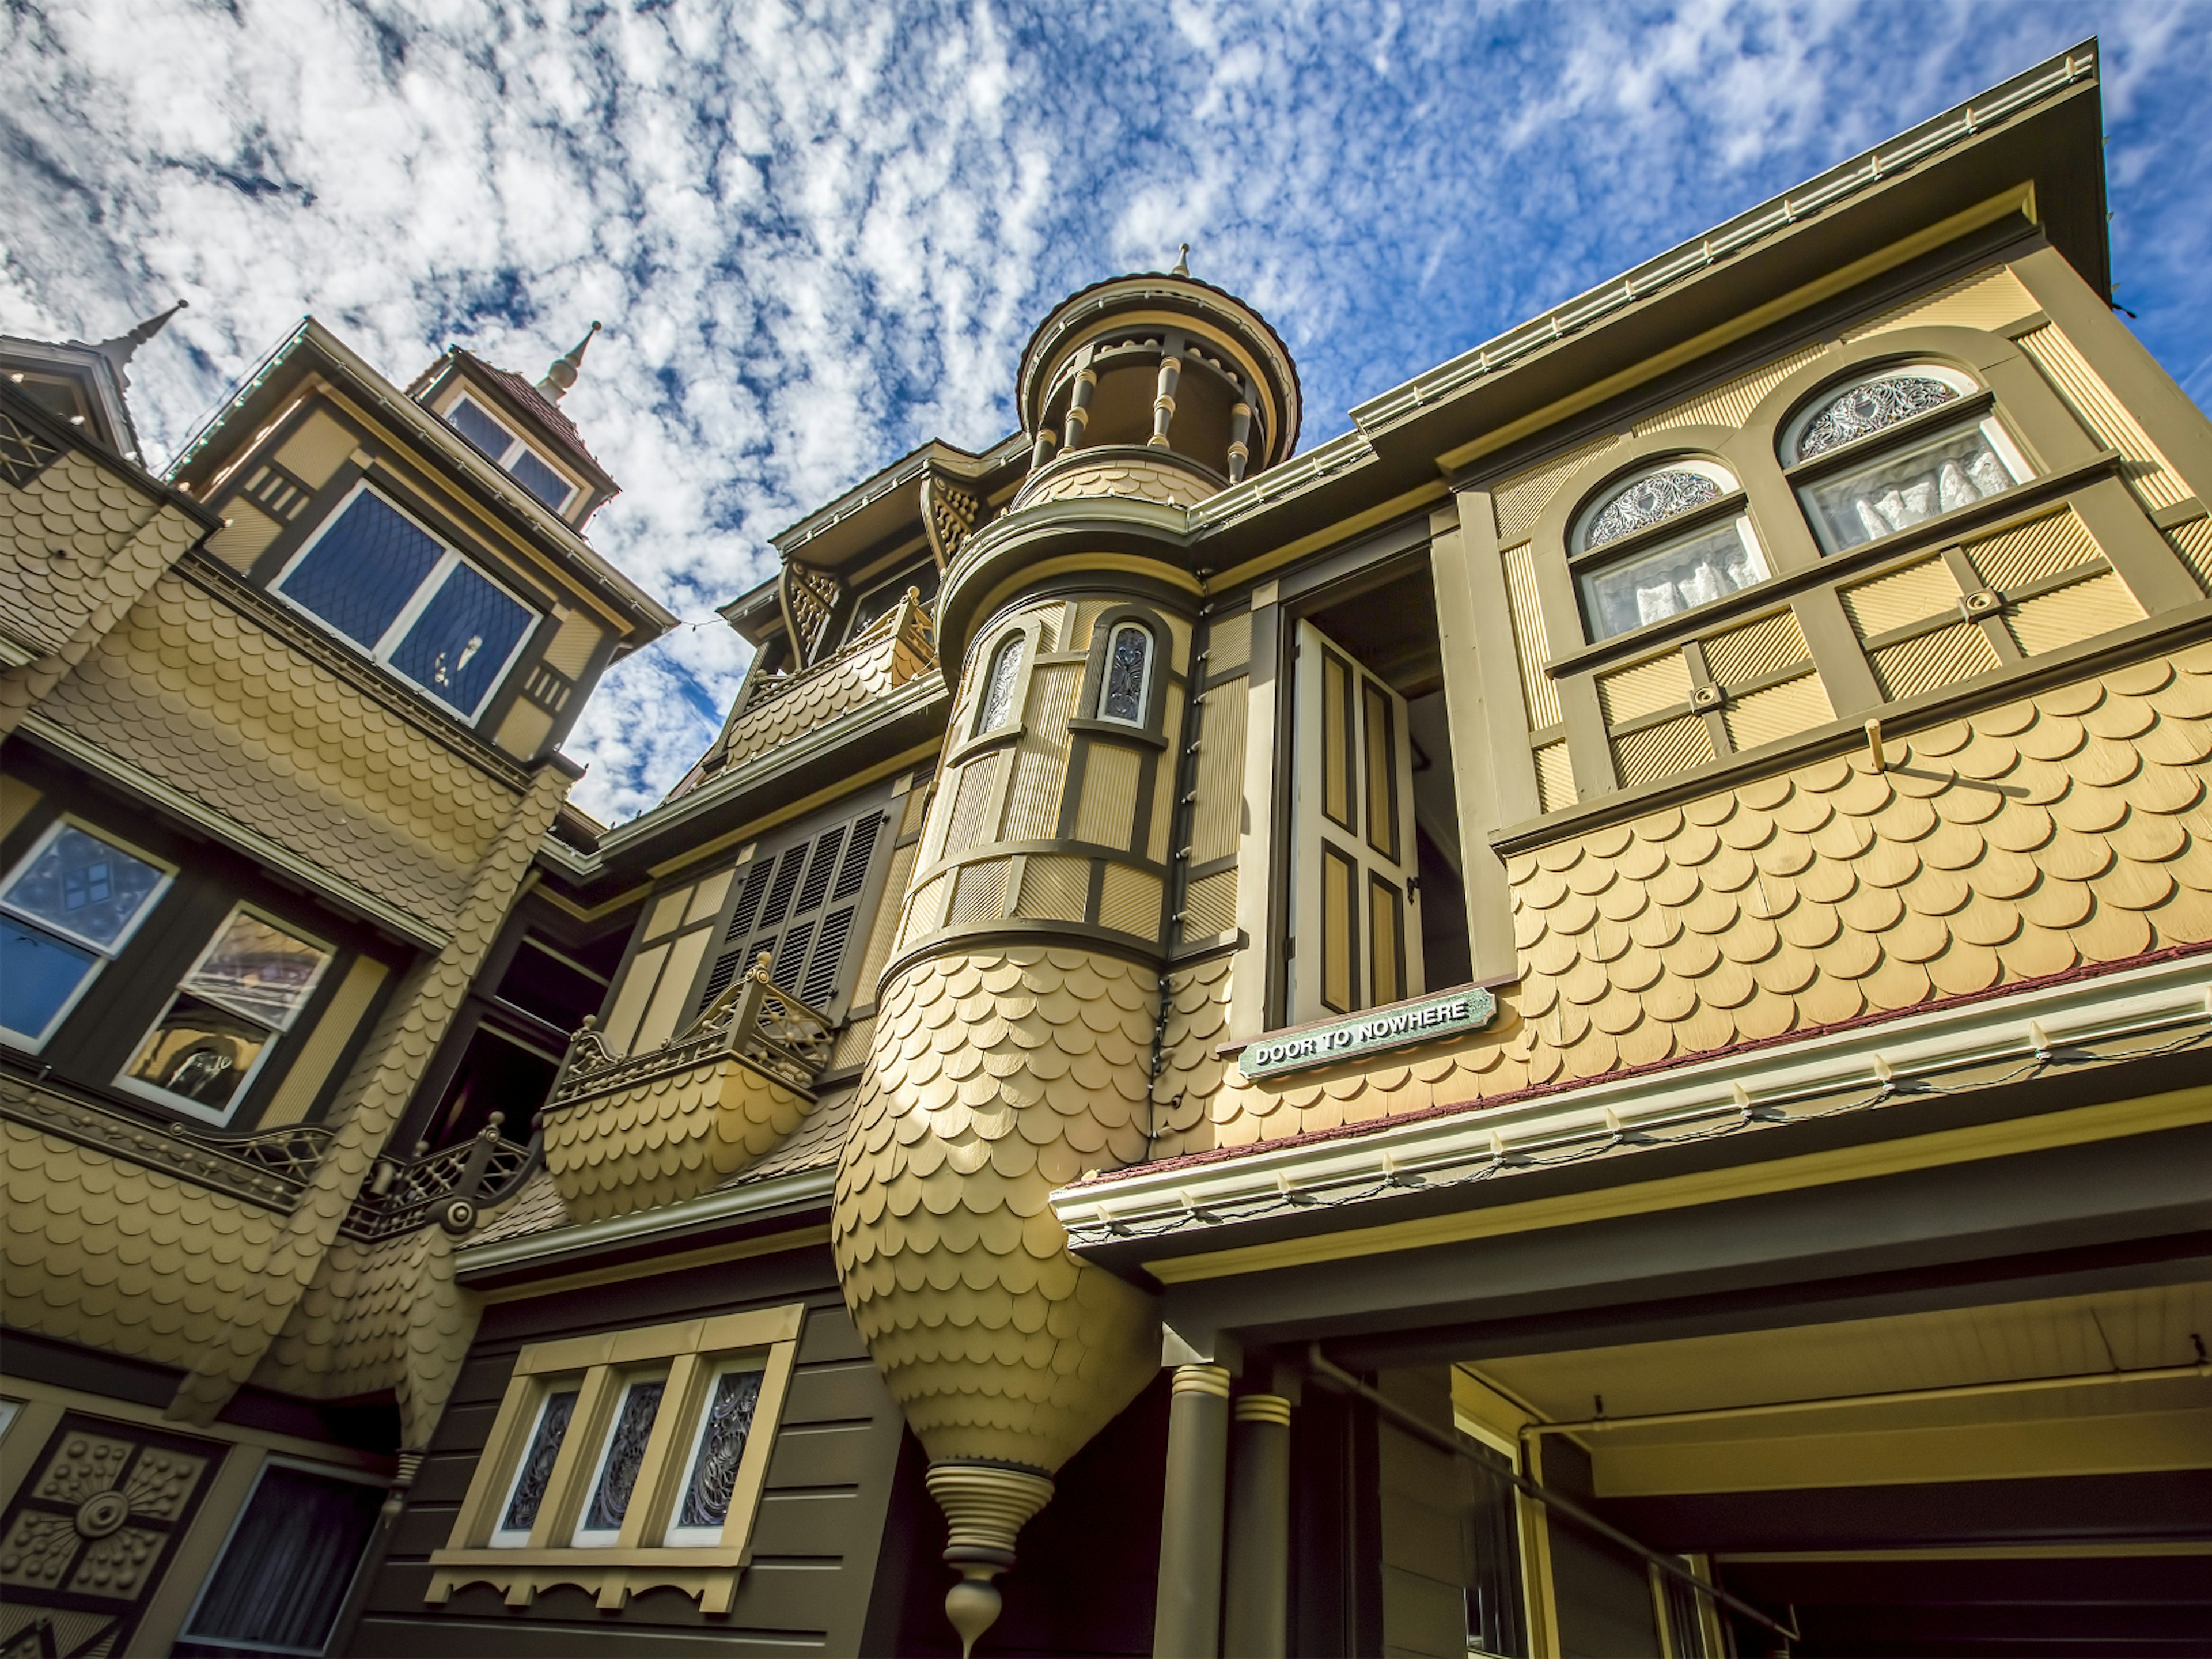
[{"x1": 1292, "y1": 620, "x2": 1423, "y2": 1022}]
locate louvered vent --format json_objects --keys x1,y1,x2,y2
[
  {"x1": 794, "y1": 826, "x2": 847, "y2": 916},
  {"x1": 802, "y1": 907, "x2": 857, "y2": 1006},
  {"x1": 758, "y1": 844, "x2": 809, "y2": 930},
  {"x1": 834, "y1": 813, "x2": 884, "y2": 900},
  {"x1": 778, "y1": 921, "x2": 817, "y2": 983},
  {"x1": 726, "y1": 859, "x2": 776, "y2": 940}
]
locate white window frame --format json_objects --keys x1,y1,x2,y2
[
  {"x1": 1097, "y1": 621, "x2": 1156, "y2": 729},
  {"x1": 270, "y1": 480, "x2": 543, "y2": 725},
  {"x1": 113, "y1": 901, "x2": 335, "y2": 1125},
  {"x1": 662, "y1": 1355, "x2": 769, "y2": 1547},
  {"x1": 1570, "y1": 458, "x2": 1743, "y2": 556},
  {"x1": 178, "y1": 1455, "x2": 391, "y2": 1658},
  {"x1": 445, "y1": 390, "x2": 580, "y2": 513},
  {"x1": 0, "y1": 816, "x2": 175, "y2": 1051}
]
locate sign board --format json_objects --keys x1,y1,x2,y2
[{"x1": 1237, "y1": 987, "x2": 1498, "y2": 1079}]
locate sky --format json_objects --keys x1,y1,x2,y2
[{"x1": 5, "y1": 1, "x2": 2209, "y2": 823}]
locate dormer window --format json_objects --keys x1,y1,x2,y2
[
  {"x1": 273, "y1": 482, "x2": 539, "y2": 724},
  {"x1": 1782, "y1": 365, "x2": 2031, "y2": 553},
  {"x1": 446, "y1": 392, "x2": 578, "y2": 514},
  {"x1": 1573, "y1": 460, "x2": 1768, "y2": 642}
]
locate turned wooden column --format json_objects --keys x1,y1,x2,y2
[
  {"x1": 1150, "y1": 352, "x2": 1183, "y2": 449},
  {"x1": 1153, "y1": 1363, "x2": 1231, "y2": 1657}
]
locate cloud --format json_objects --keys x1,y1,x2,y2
[{"x1": 5, "y1": 0, "x2": 2207, "y2": 820}]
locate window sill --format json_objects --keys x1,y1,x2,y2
[
  {"x1": 1539, "y1": 450, "x2": 2123, "y2": 680},
  {"x1": 1067, "y1": 714, "x2": 1169, "y2": 749}
]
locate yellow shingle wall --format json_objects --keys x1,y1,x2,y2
[
  {"x1": 1020, "y1": 455, "x2": 1217, "y2": 509},
  {"x1": 717, "y1": 627, "x2": 903, "y2": 772},
  {"x1": 168, "y1": 760, "x2": 572, "y2": 1422},
  {"x1": 835, "y1": 947, "x2": 1160, "y2": 1472},
  {"x1": 1184, "y1": 647, "x2": 2212, "y2": 1148},
  {"x1": 0, "y1": 1107, "x2": 285, "y2": 1373},
  {"x1": 0, "y1": 451, "x2": 172, "y2": 657},
  {"x1": 33, "y1": 571, "x2": 517, "y2": 929}
]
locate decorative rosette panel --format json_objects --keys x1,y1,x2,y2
[{"x1": 834, "y1": 946, "x2": 1161, "y2": 1471}]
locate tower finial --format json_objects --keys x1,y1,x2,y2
[
  {"x1": 539, "y1": 320, "x2": 601, "y2": 401},
  {"x1": 1170, "y1": 243, "x2": 1191, "y2": 278},
  {"x1": 94, "y1": 298, "x2": 187, "y2": 377}
]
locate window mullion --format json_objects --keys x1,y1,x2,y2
[
  {"x1": 371, "y1": 550, "x2": 461, "y2": 662},
  {"x1": 618, "y1": 1352, "x2": 703, "y2": 1551}
]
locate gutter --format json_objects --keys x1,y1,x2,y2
[{"x1": 455, "y1": 1165, "x2": 836, "y2": 1277}]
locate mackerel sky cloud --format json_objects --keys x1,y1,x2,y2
[{"x1": 5, "y1": 1, "x2": 2208, "y2": 821}]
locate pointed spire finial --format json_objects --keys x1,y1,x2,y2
[
  {"x1": 1170, "y1": 243, "x2": 1191, "y2": 278},
  {"x1": 539, "y1": 320, "x2": 601, "y2": 401},
  {"x1": 93, "y1": 298, "x2": 187, "y2": 378}
]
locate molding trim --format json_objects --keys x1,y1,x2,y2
[{"x1": 455, "y1": 1166, "x2": 836, "y2": 1278}]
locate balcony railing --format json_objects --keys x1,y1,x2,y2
[
  {"x1": 550, "y1": 953, "x2": 834, "y2": 1105},
  {"x1": 344, "y1": 1122, "x2": 541, "y2": 1240}
]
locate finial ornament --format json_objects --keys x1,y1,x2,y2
[
  {"x1": 539, "y1": 320, "x2": 601, "y2": 400},
  {"x1": 93, "y1": 298, "x2": 187, "y2": 378},
  {"x1": 1170, "y1": 243, "x2": 1191, "y2": 277}
]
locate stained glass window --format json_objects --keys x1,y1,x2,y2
[
  {"x1": 975, "y1": 634, "x2": 1024, "y2": 733},
  {"x1": 1101, "y1": 624, "x2": 1151, "y2": 724},
  {"x1": 667, "y1": 1368, "x2": 764, "y2": 1544},
  {"x1": 274, "y1": 484, "x2": 538, "y2": 721},
  {"x1": 0, "y1": 822, "x2": 168, "y2": 1047},
  {"x1": 577, "y1": 1378, "x2": 665, "y2": 1543},
  {"x1": 1793, "y1": 374, "x2": 1960, "y2": 461},
  {"x1": 1583, "y1": 469, "x2": 1725, "y2": 550},
  {"x1": 496, "y1": 1388, "x2": 578, "y2": 1543}
]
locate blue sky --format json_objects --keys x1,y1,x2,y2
[{"x1": 6, "y1": 1, "x2": 2209, "y2": 821}]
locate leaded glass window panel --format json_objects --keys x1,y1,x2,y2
[
  {"x1": 975, "y1": 634, "x2": 1024, "y2": 733},
  {"x1": 1797, "y1": 419, "x2": 2024, "y2": 554},
  {"x1": 1583, "y1": 469, "x2": 1725, "y2": 550},
  {"x1": 0, "y1": 821, "x2": 169, "y2": 1048},
  {"x1": 577, "y1": 1378, "x2": 665, "y2": 1543},
  {"x1": 666, "y1": 1367, "x2": 764, "y2": 1545},
  {"x1": 1579, "y1": 519, "x2": 1770, "y2": 642},
  {"x1": 1793, "y1": 374, "x2": 1960, "y2": 461},
  {"x1": 508, "y1": 448, "x2": 574, "y2": 510},
  {"x1": 277, "y1": 490, "x2": 445, "y2": 647},
  {"x1": 447, "y1": 397, "x2": 514, "y2": 459},
  {"x1": 495, "y1": 1388, "x2": 577, "y2": 1544},
  {"x1": 1101, "y1": 624, "x2": 1151, "y2": 725}
]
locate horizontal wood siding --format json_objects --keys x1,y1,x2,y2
[{"x1": 355, "y1": 1243, "x2": 906, "y2": 1657}]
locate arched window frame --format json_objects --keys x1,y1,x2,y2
[
  {"x1": 1096, "y1": 622, "x2": 1155, "y2": 728},
  {"x1": 1566, "y1": 456, "x2": 1772, "y2": 645},
  {"x1": 1071, "y1": 603, "x2": 1177, "y2": 748},
  {"x1": 1777, "y1": 359, "x2": 2036, "y2": 555},
  {"x1": 971, "y1": 630, "x2": 1028, "y2": 739}
]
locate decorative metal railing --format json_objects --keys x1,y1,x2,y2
[
  {"x1": 550, "y1": 953, "x2": 834, "y2": 1107},
  {"x1": 344, "y1": 1122, "x2": 542, "y2": 1240}
]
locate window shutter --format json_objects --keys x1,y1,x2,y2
[{"x1": 698, "y1": 809, "x2": 885, "y2": 1016}]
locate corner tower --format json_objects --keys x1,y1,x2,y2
[{"x1": 832, "y1": 256, "x2": 1299, "y2": 1650}]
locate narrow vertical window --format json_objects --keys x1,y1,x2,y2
[
  {"x1": 1100, "y1": 623, "x2": 1152, "y2": 726},
  {"x1": 494, "y1": 1388, "x2": 579, "y2": 1546},
  {"x1": 666, "y1": 1363, "x2": 766, "y2": 1546},
  {"x1": 575, "y1": 1377, "x2": 665, "y2": 1545},
  {"x1": 975, "y1": 634, "x2": 1024, "y2": 733}
]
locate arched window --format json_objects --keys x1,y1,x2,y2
[
  {"x1": 974, "y1": 632, "x2": 1024, "y2": 734},
  {"x1": 1572, "y1": 460, "x2": 1768, "y2": 643},
  {"x1": 1782, "y1": 364, "x2": 2031, "y2": 553},
  {"x1": 1098, "y1": 623, "x2": 1153, "y2": 726}
]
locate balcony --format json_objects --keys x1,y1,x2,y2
[{"x1": 540, "y1": 956, "x2": 833, "y2": 1224}]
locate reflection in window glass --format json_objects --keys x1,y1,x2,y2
[
  {"x1": 3, "y1": 823, "x2": 166, "y2": 948},
  {"x1": 1580, "y1": 520, "x2": 1770, "y2": 641},
  {"x1": 122, "y1": 909, "x2": 331, "y2": 1120},
  {"x1": 184, "y1": 1464, "x2": 384, "y2": 1657},
  {"x1": 124, "y1": 994, "x2": 273, "y2": 1111},
  {"x1": 388, "y1": 560, "x2": 533, "y2": 718},
  {"x1": 0, "y1": 823, "x2": 168, "y2": 1047},
  {"x1": 975, "y1": 635, "x2": 1024, "y2": 733},
  {"x1": 1101, "y1": 624, "x2": 1150, "y2": 724},
  {"x1": 1798, "y1": 421, "x2": 2021, "y2": 552}
]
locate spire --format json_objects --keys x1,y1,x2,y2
[
  {"x1": 1169, "y1": 243, "x2": 1191, "y2": 278},
  {"x1": 539, "y1": 320, "x2": 601, "y2": 401},
  {"x1": 92, "y1": 298, "x2": 187, "y2": 381}
]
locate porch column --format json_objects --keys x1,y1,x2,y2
[
  {"x1": 1153, "y1": 1363, "x2": 1231, "y2": 1657},
  {"x1": 1221, "y1": 1393, "x2": 1292, "y2": 1657},
  {"x1": 1063, "y1": 367, "x2": 1097, "y2": 452}
]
